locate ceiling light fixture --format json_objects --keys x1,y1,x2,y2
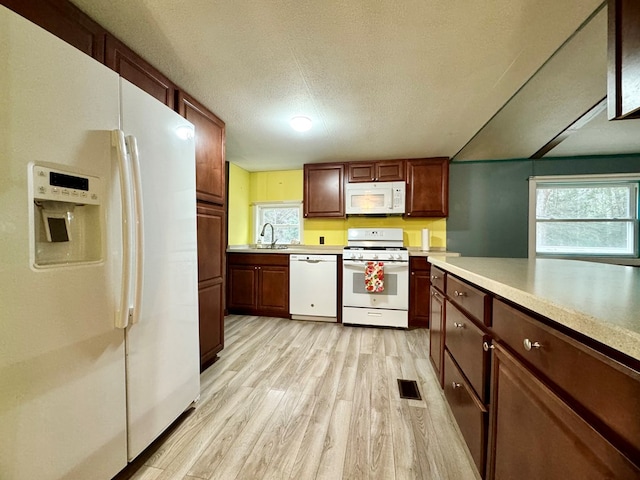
[{"x1": 290, "y1": 115, "x2": 312, "y2": 132}]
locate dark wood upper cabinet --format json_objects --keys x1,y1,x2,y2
[
  {"x1": 2, "y1": 0, "x2": 106, "y2": 61},
  {"x1": 406, "y1": 157, "x2": 449, "y2": 217},
  {"x1": 105, "y1": 34, "x2": 176, "y2": 108},
  {"x1": 303, "y1": 163, "x2": 346, "y2": 218},
  {"x1": 177, "y1": 92, "x2": 226, "y2": 205},
  {"x1": 348, "y1": 159, "x2": 405, "y2": 182},
  {"x1": 608, "y1": 0, "x2": 640, "y2": 119}
]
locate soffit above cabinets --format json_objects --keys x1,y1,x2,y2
[
  {"x1": 454, "y1": 5, "x2": 640, "y2": 162},
  {"x1": 68, "y1": 0, "x2": 621, "y2": 171}
]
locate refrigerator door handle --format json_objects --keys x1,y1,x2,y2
[
  {"x1": 126, "y1": 135, "x2": 144, "y2": 325},
  {"x1": 112, "y1": 129, "x2": 134, "y2": 329}
]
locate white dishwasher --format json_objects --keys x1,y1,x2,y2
[{"x1": 289, "y1": 254, "x2": 338, "y2": 322}]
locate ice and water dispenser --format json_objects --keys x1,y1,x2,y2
[{"x1": 31, "y1": 164, "x2": 103, "y2": 267}]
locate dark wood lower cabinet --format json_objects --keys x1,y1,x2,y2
[
  {"x1": 196, "y1": 203, "x2": 225, "y2": 370},
  {"x1": 487, "y1": 345, "x2": 640, "y2": 480},
  {"x1": 428, "y1": 287, "x2": 445, "y2": 386},
  {"x1": 409, "y1": 257, "x2": 431, "y2": 328},
  {"x1": 444, "y1": 350, "x2": 487, "y2": 475},
  {"x1": 198, "y1": 278, "x2": 224, "y2": 369},
  {"x1": 227, "y1": 253, "x2": 289, "y2": 318}
]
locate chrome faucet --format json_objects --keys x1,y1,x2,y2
[{"x1": 259, "y1": 222, "x2": 277, "y2": 248}]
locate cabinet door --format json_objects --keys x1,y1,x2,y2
[
  {"x1": 348, "y1": 162, "x2": 376, "y2": 183},
  {"x1": 198, "y1": 279, "x2": 224, "y2": 369},
  {"x1": 429, "y1": 287, "x2": 445, "y2": 387},
  {"x1": 105, "y1": 34, "x2": 176, "y2": 108},
  {"x1": 446, "y1": 301, "x2": 490, "y2": 403},
  {"x1": 409, "y1": 257, "x2": 430, "y2": 328},
  {"x1": 197, "y1": 203, "x2": 225, "y2": 368},
  {"x1": 444, "y1": 350, "x2": 487, "y2": 475},
  {"x1": 303, "y1": 163, "x2": 345, "y2": 218},
  {"x1": 608, "y1": 0, "x2": 640, "y2": 119},
  {"x1": 257, "y1": 266, "x2": 289, "y2": 316},
  {"x1": 3, "y1": 0, "x2": 106, "y2": 61},
  {"x1": 347, "y1": 160, "x2": 405, "y2": 183},
  {"x1": 227, "y1": 265, "x2": 257, "y2": 311},
  {"x1": 375, "y1": 160, "x2": 405, "y2": 182},
  {"x1": 177, "y1": 92, "x2": 226, "y2": 205},
  {"x1": 487, "y1": 345, "x2": 640, "y2": 480},
  {"x1": 197, "y1": 203, "x2": 225, "y2": 281},
  {"x1": 406, "y1": 157, "x2": 449, "y2": 217}
]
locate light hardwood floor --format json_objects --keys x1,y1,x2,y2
[{"x1": 115, "y1": 315, "x2": 480, "y2": 480}]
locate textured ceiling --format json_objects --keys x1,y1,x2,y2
[{"x1": 70, "y1": 0, "x2": 611, "y2": 171}]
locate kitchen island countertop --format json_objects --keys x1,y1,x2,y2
[{"x1": 427, "y1": 256, "x2": 640, "y2": 363}]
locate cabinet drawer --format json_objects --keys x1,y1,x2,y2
[
  {"x1": 444, "y1": 350, "x2": 487, "y2": 475},
  {"x1": 227, "y1": 253, "x2": 289, "y2": 267},
  {"x1": 493, "y1": 299, "x2": 640, "y2": 462},
  {"x1": 430, "y1": 266, "x2": 446, "y2": 293},
  {"x1": 445, "y1": 301, "x2": 490, "y2": 403},
  {"x1": 447, "y1": 276, "x2": 490, "y2": 326}
]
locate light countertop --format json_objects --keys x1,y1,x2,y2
[
  {"x1": 427, "y1": 256, "x2": 640, "y2": 363},
  {"x1": 227, "y1": 245, "x2": 460, "y2": 257},
  {"x1": 227, "y1": 245, "x2": 344, "y2": 255}
]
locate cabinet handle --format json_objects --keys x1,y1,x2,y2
[
  {"x1": 451, "y1": 382, "x2": 461, "y2": 389},
  {"x1": 453, "y1": 322, "x2": 465, "y2": 329},
  {"x1": 523, "y1": 338, "x2": 541, "y2": 351},
  {"x1": 431, "y1": 275, "x2": 439, "y2": 280},
  {"x1": 454, "y1": 290, "x2": 466, "y2": 297},
  {"x1": 411, "y1": 272, "x2": 415, "y2": 276},
  {"x1": 483, "y1": 341, "x2": 495, "y2": 352}
]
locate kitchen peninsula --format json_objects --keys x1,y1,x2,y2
[{"x1": 427, "y1": 255, "x2": 640, "y2": 478}]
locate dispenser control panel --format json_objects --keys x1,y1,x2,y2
[{"x1": 32, "y1": 165, "x2": 102, "y2": 205}]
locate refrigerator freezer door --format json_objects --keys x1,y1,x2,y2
[
  {"x1": 0, "y1": 6, "x2": 127, "y2": 480},
  {"x1": 120, "y1": 79, "x2": 200, "y2": 460}
]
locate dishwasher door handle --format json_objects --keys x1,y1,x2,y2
[{"x1": 304, "y1": 259, "x2": 321, "y2": 263}]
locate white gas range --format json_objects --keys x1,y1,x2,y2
[{"x1": 342, "y1": 228, "x2": 409, "y2": 328}]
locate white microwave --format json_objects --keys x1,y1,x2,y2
[{"x1": 345, "y1": 181, "x2": 406, "y2": 215}]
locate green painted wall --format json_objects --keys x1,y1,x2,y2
[{"x1": 447, "y1": 154, "x2": 640, "y2": 257}]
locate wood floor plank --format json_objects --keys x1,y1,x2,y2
[
  {"x1": 382, "y1": 328, "x2": 399, "y2": 357},
  {"x1": 261, "y1": 393, "x2": 317, "y2": 480},
  {"x1": 370, "y1": 352, "x2": 396, "y2": 480},
  {"x1": 208, "y1": 389, "x2": 286, "y2": 480},
  {"x1": 126, "y1": 465, "x2": 164, "y2": 480},
  {"x1": 185, "y1": 386, "x2": 272, "y2": 479},
  {"x1": 342, "y1": 352, "x2": 373, "y2": 480},
  {"x1": 314, "y1": 399, "x2": 353, "y2": 480},
  {"x1": 288, "y1": 394, "x2": 335, "y2": 480},
  {"x1": 233, "y1": 390, "x2": 306, "y2": 479}
]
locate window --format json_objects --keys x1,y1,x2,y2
[
  {"x1": 253, "y1": 202, "x2": 303, "y2": 245},
  {"x1": 529, "y1": 174, "x2": 639, "y2": 257}
]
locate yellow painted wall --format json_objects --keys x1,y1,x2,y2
[
  {"x1": 228, "y1": 167, "x2": 447, "y2": 248},
  {"x1": 227, "y1": 163, "x2": 251, "y2": 245}
]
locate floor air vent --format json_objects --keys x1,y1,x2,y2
[{"x1": 397, "y1": 379, "x2": 422, "y2": 400}]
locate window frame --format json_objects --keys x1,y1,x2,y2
[
  {"x1": 528, "y1": 173, "x2": 640, "y2": 259},
  {"x1": 252, "y1": 201, "x2": 303, "y2": 245}
]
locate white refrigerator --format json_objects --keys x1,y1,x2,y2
[{"x1": 0, "y1": 6, "x2": 200, "y2": 480}]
